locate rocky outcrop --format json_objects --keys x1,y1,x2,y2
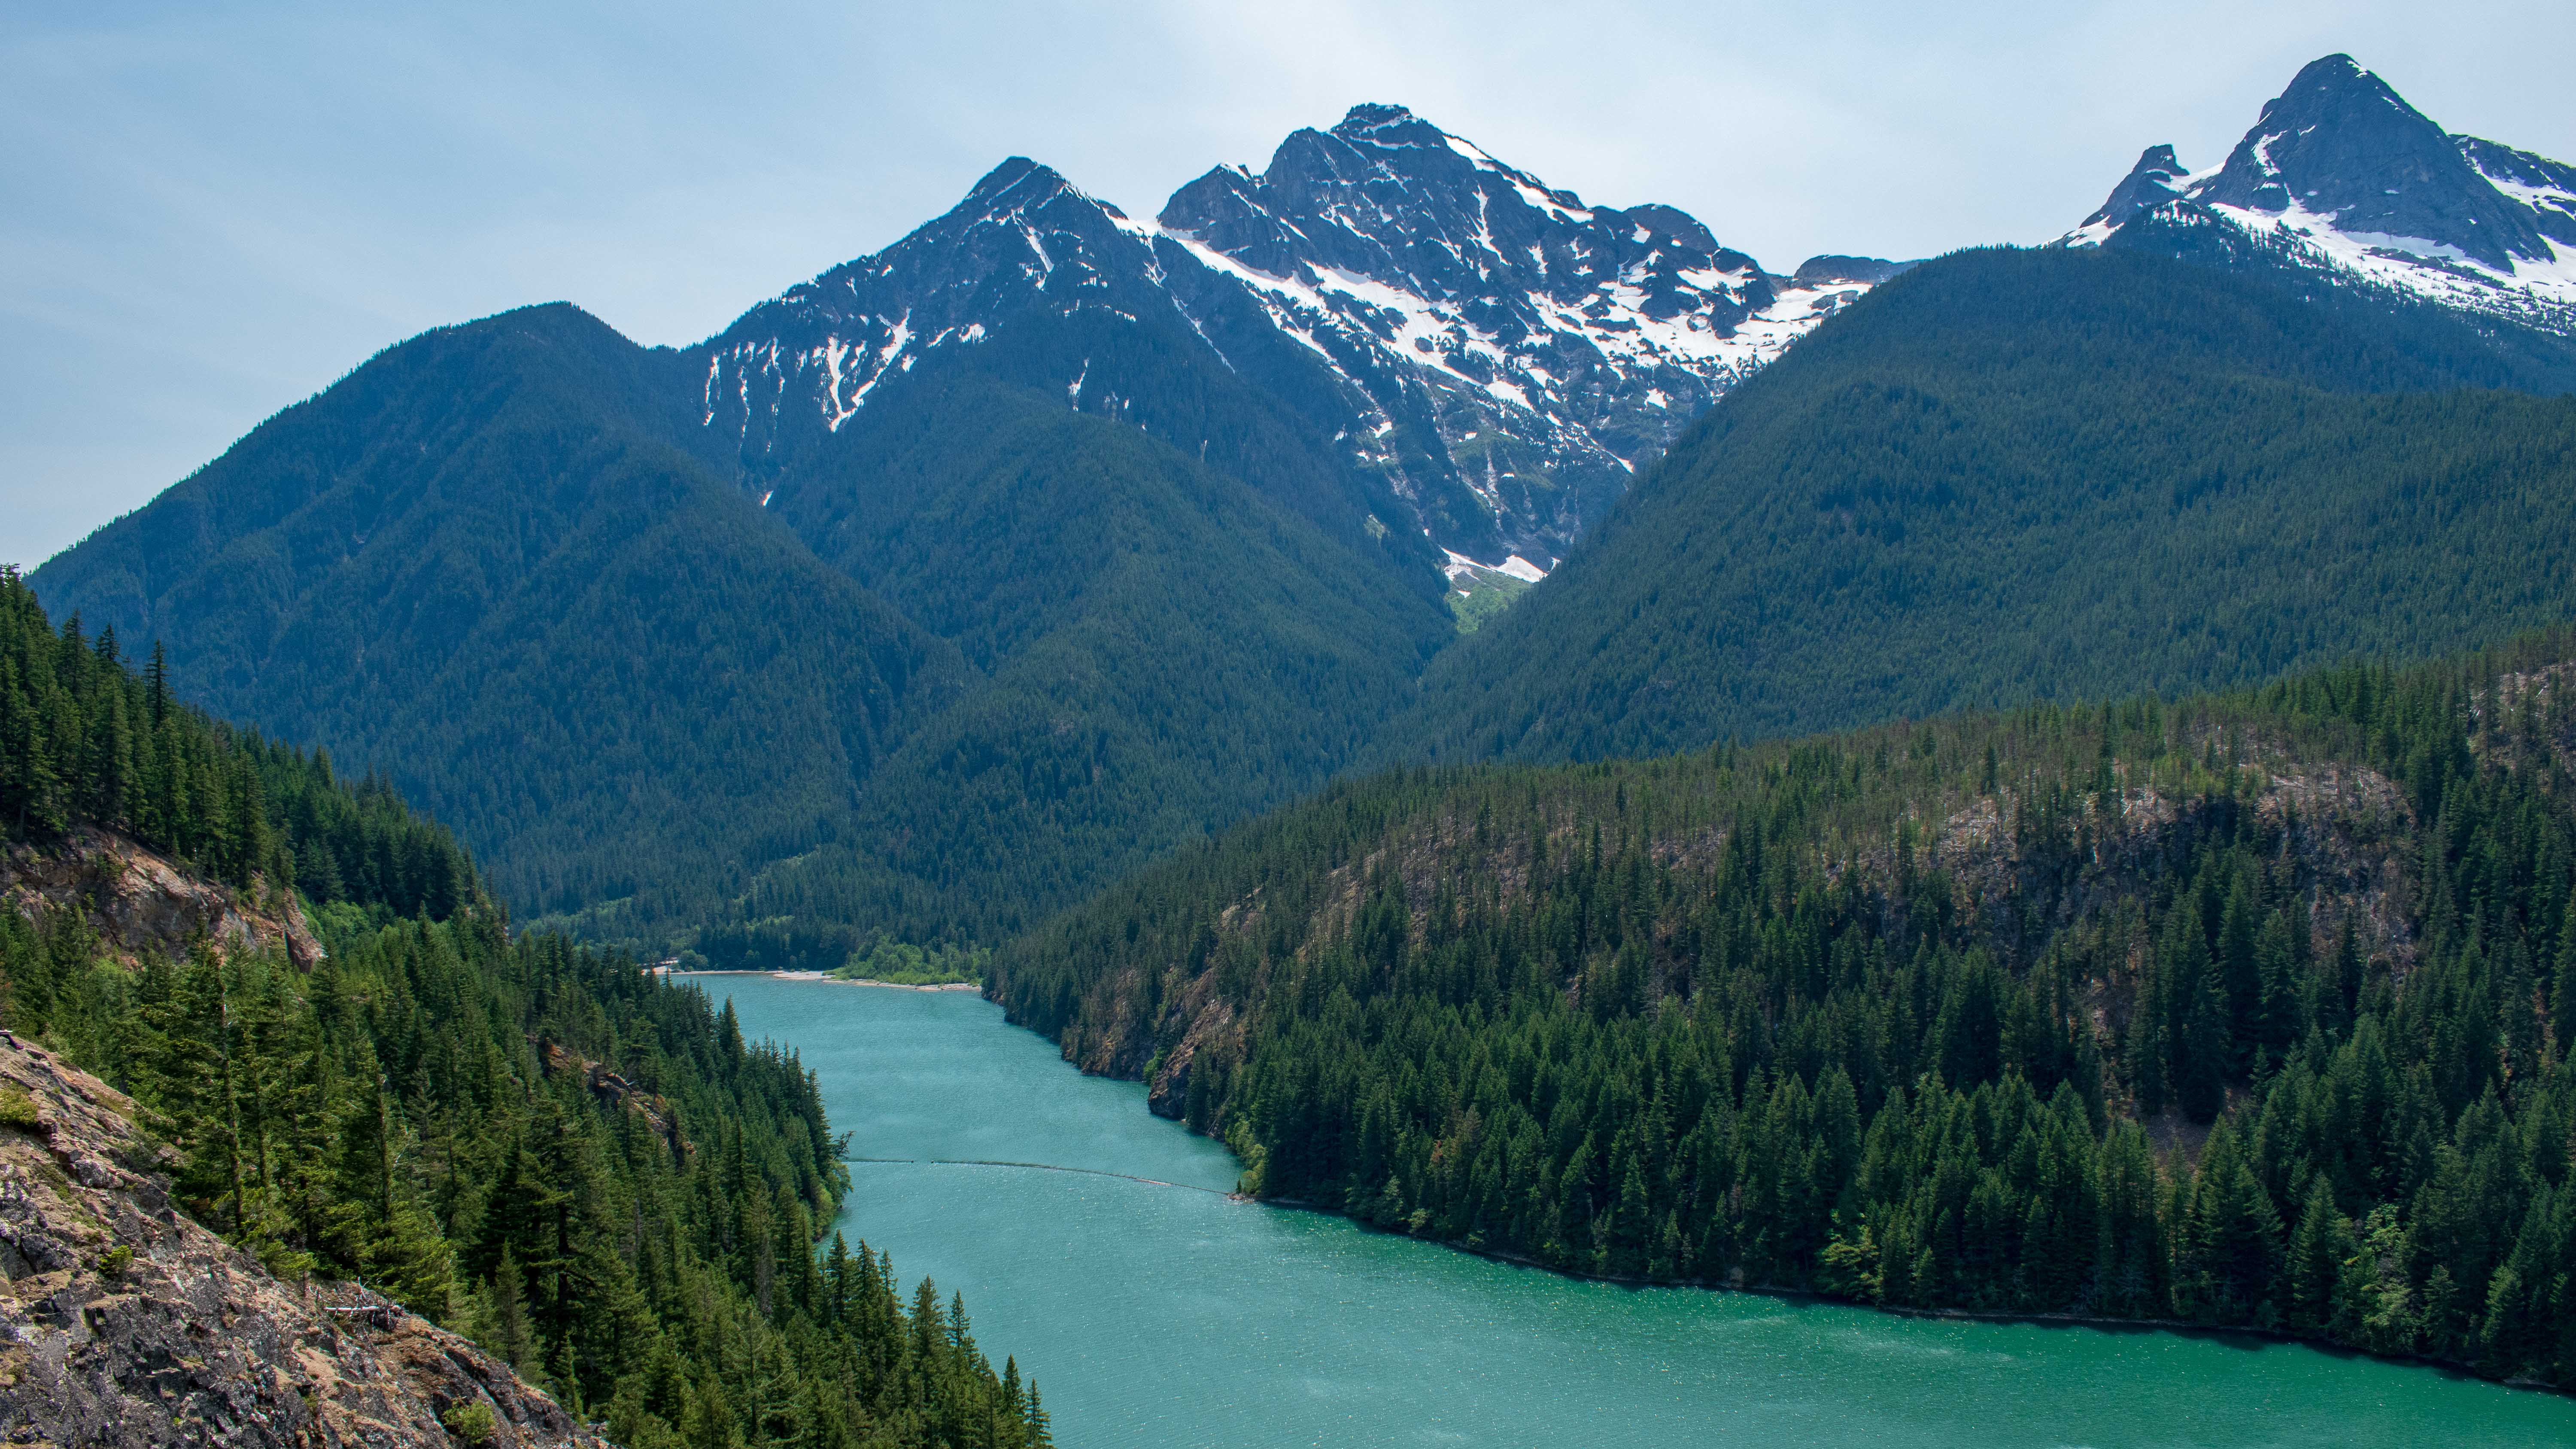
[
  {"x1": 1, "y1": 825, "x2": 322, "y2": 969},
  {"x1": 0, "y1": 1032, "x2": 605, "y2": 1448},
  {"x1": 535, "y1": 1037, "x2": 684, "y2": 1156},
  {"x1": 1143, "y1": 996, "x2": 1236, "y2": 1121},
  {"x1": 1075, "y1": 721, "x2": 2448, "y2": 1116},
  {"x1": 1911, "y1": 760, "x2": 2419, "y2": 979}
]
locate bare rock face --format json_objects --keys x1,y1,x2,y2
[
  {"x1": 0, "y1": 825, "x2": 323, "y2": 969},
  {"x1": 0, "y1": 1033, "x2": 605, "y2": 1448}
]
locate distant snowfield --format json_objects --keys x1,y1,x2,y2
[{"x1": 1444, "y1": 548, "x2": 1549, "y2": 583}]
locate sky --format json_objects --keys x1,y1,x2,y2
[{"x1": 6, "y1": 0, "x2": 2574, "y2": 570}]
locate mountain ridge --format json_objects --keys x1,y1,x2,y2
[
  {"x1": 2061, "y1": 54, "x2": 2576, "y2": 340},
  {"x1": 693, "y1": 104, "x2": 1896, "y2": 566},
  {"x1": 1383, "y1": 242, "x2": 2576, "y2": 766},
  {"x1": 31, "y1": 57, "x2": 2576, "y2": 961},
  {"x1": 29, "y1": 99, "x2": 1896, "y2": 953}
]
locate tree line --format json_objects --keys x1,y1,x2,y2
[
  {"x1": 996, "y1": 626, "x2": 2576, "y2": 1385},
  {"x1": 1394, "y1": 245, "x2": 2576, "y2": 771},
  {"x1": 0, "y1": 566, "x2": 475, "y2": 917},
  {"x1": 2, "y1": 573, "x2": 1050, "y2": 1449}
]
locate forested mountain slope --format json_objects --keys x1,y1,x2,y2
[
  {"x1": 21, "y1": 98, "x2": 1903, "y2": 958},
  {"x1": 33, "y1": 72, "x2": 2576, "y2": 968},
  {"x1": 29, "y1": 296, "x2": 1449, "y2": 957},
  {"x1": 25, "y1": 305, "x2": 969, "y2": 935},
  {"x1": 992, "y1": 628, "x2": 2576, "y2": 1385},
  {"x1": 702, "y1": 311, "x2": 1455, "y2": 953},
  {"x1": 1391, "y1": 245, "x2": 2576, "y2": 767},
  {"x1": 0, "y1": 575, "x2": 1054, "y2": 1447}
]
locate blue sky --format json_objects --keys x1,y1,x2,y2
[{"x1": 7, "y1": 0, "x2": 2573, "y2": 569}]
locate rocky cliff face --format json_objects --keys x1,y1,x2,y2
[
  {"x1": 696, "y1": 105, "x2": 1897, "y2": 566},
  {"x1": 1063, "y1": 723, "x2": 2436, "y2": 1122},
  {"x1": 1, "y1": 825, "x2": 323, "y2": 970},
  {"x1": 0, "y1": 1031, "x2": 604, "y2": 1448}
]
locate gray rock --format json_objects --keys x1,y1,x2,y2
[{"x1": 0, "y1": 1036, "x2": 607, "y2": 1449}]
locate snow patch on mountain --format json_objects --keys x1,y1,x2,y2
[
  {"x1": 690, "y1": 111, "x2": 1902, "y2": 563},
  {"x1": 1444, "y1": 548, "x2": 1549, "y2": 584},
  {"x1": 2059, "y1": 55, "x2": 2576, "y2": 337}
]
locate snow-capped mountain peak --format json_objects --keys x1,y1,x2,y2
[
  {"x1": 2059, "y1": 55, "x2": 2576, "y2": 334},
  {"x1": 693, "y1": 109, "x2": 1905, "y2": 565},
  {"x1": 2197, "y1": 55, "x2": 2551, "y2": 271},
  {"x1": 1149, "y1": 104, "x2": 1900, "y2": 561},
  {"x1": 694, "y1": 156, "x2": 1185, "y2": 453}
]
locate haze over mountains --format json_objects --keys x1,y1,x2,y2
[{"x1": 29, "y1": 55, "x2": 2576, "y2": 960}]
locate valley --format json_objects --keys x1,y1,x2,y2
[
  {"x1": 709, "y1": 973, "x2": 2576, "y2": 1448},
  {"x1": 12, "y1": 39, "x2": 2576, "y2": 1449}
]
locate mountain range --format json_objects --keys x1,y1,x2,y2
[
  {"x1": 28, "y1": 54, "x2": 2576, "y2": 958},
  {"x1": 19, "y1": 46, "x2": 2576, "y2": 1423},
  {"x1": 1387, "y1": 241, "x2": 2576, "y2": 766},
  {"x1": 696, "y1": 103, "x2": 1899, "y2": 569}
]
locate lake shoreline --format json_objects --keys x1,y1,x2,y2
[
  {"x1": 702, "y1": 969, "x2": 2576, "y2": 1444},
  {"x1": 1249, "y1": 1170, "x2": 2567, "y2": 1396},
  {"x1": 764, "y1": 971, "x2": 2564, "y2": 1399},
  {"x1": 723, "y1": 970, "x2": 2560, "y2": 1396},
  {"x1": 669, "y1": 969, "x2": 981, "y2": 991}
]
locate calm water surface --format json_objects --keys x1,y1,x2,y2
[{"x1": 697, "y1": 974, "x2": 2576, "y2": 1448}]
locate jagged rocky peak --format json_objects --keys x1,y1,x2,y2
[
  {"x1": 2081, "y1": 144, "x2": 2193, "y2": 232},
  {"x1": 1144, "y1": 102, "x2": 1896, "y2": 562},
  {"x1": 694, "y1": 153, "x2": 1178, "y2": 457},
  {"x1": 2196, "y1": 54, "x2": 2550, "y2": 269},
  {"x1": 823, "y1": 155, "x2": 1157, "y2": 302},
  {"x1": 2060, "y1": 55, "x2": 2576, "y2": 332},
  {"x1": 1160, "y1": 101, "x2": 1774, "y2": 326},
  {"x1": 695, "y1": 103, "x2": 1897, "y2": 563}
]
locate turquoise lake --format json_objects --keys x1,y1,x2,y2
[{"x1": 696, "y1": 974, "x2": 2576, "y2": 1448}]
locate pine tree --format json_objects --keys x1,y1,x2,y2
[
  {"x1": 484, "y1": 1245, "x2": 539, "y2": 1374},
  {"x1": 2284, "y1": 1177, "x2": 2350, "y2": 1333},
  {"x1": 2175, "y1": 1124, "x2": 2284, "y2": 1324},
  {"x1": 2218, "y1": 882, "x2": 2262, "y2": 1052},
  {"x1": 0, "y1": 653, "x2": 61, "y2": 838},
  {"x1": 2178, "y1": 971, "x2": 2233, "y2": 1124}
]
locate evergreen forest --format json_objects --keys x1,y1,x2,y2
[
  {"x1": 24, "y1": 300, "x2": 1453, "y2": 966},
  {"x1": 995, "y1": 626, "x2": 2576, "y2": 1385},
  {"x1": 26, "y1": 60, "x2": 2576, "y2": 1438},
  {"x1": 0, "y1": 571, "x2": 1051, "y2": 1449},
  {"x1": 35, "y1": 245, "x2": 2576, "y2": 979},
  {"x1": 1393, "y1": 246, "x2": 2576, "y2": 768}
]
